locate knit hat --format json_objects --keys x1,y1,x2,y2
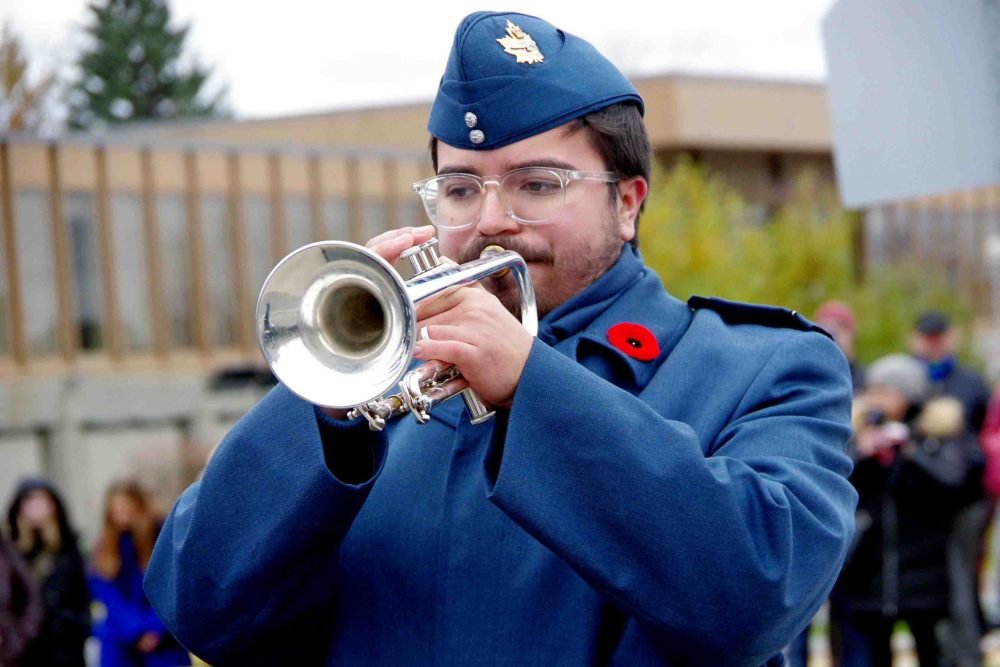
[{"x1": 866, "y1": 353, "x2": 929, "y2": 405}]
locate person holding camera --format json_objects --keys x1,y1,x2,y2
[{"x1": 836, "y1": 353, "x2": 984, "y2": 666}]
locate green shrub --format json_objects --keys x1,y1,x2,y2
[{"x1": 638, "y1": 158, "x2": 978, "y2": 365}]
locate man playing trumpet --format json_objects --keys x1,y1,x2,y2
[{"x1": 145, "y1": 11, "x2": 857, "y2": 665}]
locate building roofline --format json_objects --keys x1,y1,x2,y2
[
  {"x1": 77, "y1": 70, "x2": 826, "y2": 136},
  {"x1": 629, "y1": 69, "x2": 825, "y2": 90},
  {"x1": 0, "y1": 130, "x2": 425, "y2": 160}
]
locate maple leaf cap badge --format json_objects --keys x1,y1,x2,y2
[{"x1": 497, "y1": 20, "x2": 544, "y2": 64}]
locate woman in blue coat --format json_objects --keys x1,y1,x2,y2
[{"x1": 89, "y1": 480, "x2": 189, "y2": 667}]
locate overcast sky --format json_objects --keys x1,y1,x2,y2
[{"x1": 4, "y1": 0, "x2": 838, "y2": 119}]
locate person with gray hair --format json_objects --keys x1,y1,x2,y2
[{"x1": 836, "y1": 353, "x2": 984, "y2": 666}]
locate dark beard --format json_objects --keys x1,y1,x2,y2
[{"x1": 453, "y1": 219, "x2": 625, "y2": 321}]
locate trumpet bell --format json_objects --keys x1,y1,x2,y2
[{"x1": 256, "y1": 241, "x2": 416, "y2": 408}]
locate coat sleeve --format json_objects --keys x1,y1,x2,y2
[
  {"x1": 143, "y1": 384, "x2": 387, "y2": 665},
  {"x1": 484, "y1": 333, "x2": 857, "y2": 664},
  {"x1": 88, "y1": 574, "x2": 153, "y2": 645}
]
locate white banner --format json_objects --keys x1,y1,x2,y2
[{"x1": 822, "y1": 0, "x2": 1000, "y2": 208}]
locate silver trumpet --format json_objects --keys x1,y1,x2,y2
[{"x1": 256, "y1": 238, "x2": 537, "y2": 430}]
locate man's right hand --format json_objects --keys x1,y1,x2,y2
[
  {"x1": 365, "y1": 225, "x2": 437, "y2": 267},
  {"x1": 319, "y1": 225, "x2": 437, "y2": 420}
]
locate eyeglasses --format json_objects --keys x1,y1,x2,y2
[{"x1": 411, "y1": 166, "x2": 621, "y2": 230}]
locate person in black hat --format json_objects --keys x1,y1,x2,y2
[
  {"x1": 910, "y1": 310, "x2": 990, "y2": 433},
  {"x1": 909, "y1": 311, "x2": 992, "y2": 666},
  {"x1": 144, "y1": 12, "x2": 857, "y2": 666}
]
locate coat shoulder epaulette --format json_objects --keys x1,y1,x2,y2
[{"x1": 687, "y1": 295, "x2": 832, "y2": 340}]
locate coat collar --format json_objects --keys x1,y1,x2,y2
[
  {"x1": 538, "y1": 245, "x2": 691, "y2": 391},
  {"x1": 537, "y1": 244, "x2": 644, "y2": 345}
]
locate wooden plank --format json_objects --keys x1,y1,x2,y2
[
  {"x1": 226, "y1": 152, "x2": 253, "y2": 352},
  {"x1": 94, "y1": 145, "x2": 123, "y2": 361},
  {"x1": 140, "y1": 147, "x2": 169, "y2": 358},
  {"x1": 0, "y1": 141, "x2": 27, "y2": 366},
  {"x1": 956, "y1": 191, "x2": 975, "y2": 306},
  {"x1": 48, "y1": 144, "x2": 79, "y2": 362},
  {"x1": 184, "y1": 151, "x2": 211, "y2": 354},
  {"x1": 383, "y1": 156, "x2": 399, "y2": 233},
  {"x1": 307, "y1": 153, "x2": 325, "y2": 242},
  {"x1": 346, "y1": 154, "x2": 362, "y2": 243},
  {"x1": 268, "y1": 153, "x2": 287, "y2": 264},
  {"x1": 0, "y1": 141, "x2": 28, "y2": 368}
]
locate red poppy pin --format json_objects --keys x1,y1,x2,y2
[{"x1": 607, "y1": 322, "x2": 660, "y2": 362}]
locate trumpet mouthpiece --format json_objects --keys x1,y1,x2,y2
[{"x1": 481, "y1": 244, "x2": 510, "y2": 278}]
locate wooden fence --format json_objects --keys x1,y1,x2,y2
[
  {"x1": 0, "y1": 134, "x2": 428, "y2": 376},
  {"x1": 862, "y1": 186, "x2": 1000, "y2": 319}
]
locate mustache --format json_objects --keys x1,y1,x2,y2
[{"x1": 457, "y1": 237, "x2": 553, "y2": 265}]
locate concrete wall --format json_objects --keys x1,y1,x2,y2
[{"x1": 0, "y1": 371, "x2": 270, "y2": 548}]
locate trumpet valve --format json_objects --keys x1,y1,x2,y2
[{"x1": 401, "y1": 239, "x2": 443, "y2": 275}]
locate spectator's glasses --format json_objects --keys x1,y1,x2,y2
[{"x1": 412, "y1": 167, "x2": 621, "y2": 231}]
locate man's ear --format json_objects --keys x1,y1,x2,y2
[{"x1": 616, "y1": 176, "x2": 648, "y2": 242}]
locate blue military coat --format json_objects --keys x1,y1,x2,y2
[{"x1": 144, "y1": 245, "x2": 856, "y2": 666}]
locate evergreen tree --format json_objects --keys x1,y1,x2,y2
[{"x1": 66, "y1": 0, "x2": 225, "y2": 129}]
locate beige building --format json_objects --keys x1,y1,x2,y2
[
  {"x1": 1, "y1": 73, "x2": 997, "y2": 538},
  {"x1": 128, "y1": 73, "x2": 839, "y2": 210}
]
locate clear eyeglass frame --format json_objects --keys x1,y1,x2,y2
[{"x1": 411, "y1": 166, "x2": 621, "y2": 231}]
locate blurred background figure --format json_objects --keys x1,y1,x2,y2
[
  {"x1": 0, "y1": 532, "x2": 43, "y2": 667},
  {"x1": 88, "y1": 480, "x2": 189, "y2": 667},
  {"x1": 837, "y1": 353, "x2": 983, "y2": 666},
  {"x1": 5, "y1": 478, "x2": 90, "y2": 667},
  {"x1": 909, "y1": 310, "x2": 992, "y2": 666},
  {"x1": 787, "y1": 299, "x2": 868, "y2": 667},
  {"x1": 815, "y1": 299, "x2": 866, "y2": 392},
  {"x1": 980, "y1": 382, "x2": 1000, "y2": 504},
  {"x1": 910, "y1": 310, "x2": 990, "y2": 433}
]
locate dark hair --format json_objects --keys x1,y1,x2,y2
[
  {"x1": 92, "y1": 478, "x2": 160, "y2": 580},
  {"x1": 6, "y1": 478, "x2": 80, "y2": 555},
  {"x1": 429, "y1": 102, "x2": 652, "y2": 247}
]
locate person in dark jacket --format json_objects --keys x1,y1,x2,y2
[
  {"x1": 5, "y1": 478, "x2": 90, "y2": 667},
  {"x1": 0, "y1": 534, "x2": 43, "y2": 667},
  {"x1": 909, "y1": 310, "x2": 992, "y2": 666},
  {"x1": 839, "y1": 353, "x2": 983, "y2": 666},
  {"x1": 89, "y1": 480, "x2": 188, "y2": 667}
]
